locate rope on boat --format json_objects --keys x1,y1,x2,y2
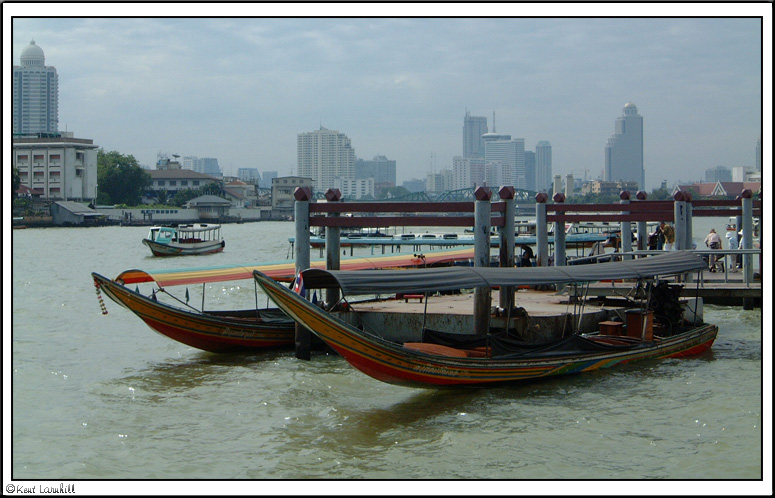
[
  {"x1": 156, "y1": 287, "x2": 202, "y2": 313},
  {"x1": 93, "y1": 280, "x2": 108, "y2": 315}
]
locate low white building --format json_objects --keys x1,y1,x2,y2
[
  {"x1": 148, "y1": 169, "x2": 219, "y2": 193},
  {"x1": 334, "y1": 177, "x2": 374, "y2": 200},
  {"x1": 13, "y1": 135, "x2": 99, "y2": 201}
]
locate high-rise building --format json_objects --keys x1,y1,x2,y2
[
  {"x1": 524, "y1": 151, "x2": 536, "y2": 192},
  {"x1": 705, "y1": 166, "x2": 733, "y2": 183},
  {"x1": 355, "y1": 155, "x2": 396, "y2": 186},
  {"x1": 261, "y1": 171, "x2": 278, "y2": 189},
  {"x1": 535, "y1": 141, "x2": 553, "y2": 193},
  {"x1": 755, "y1": 137, "x2": 761, "y2": 172},
  {"x1": 13, "y1": 40, "x2": 59, "y2": 135},
  {"x1": 182, "y1": 156, "x2": 222, "y2": 177},
  {"x1": 483, "y1": 133, "x2": 525, "y2": 189},
  {"x1": 452, "y1": 156, "x2": 486, "y2": 190},
  {"x1": 297, "y1": 127, "x2": 355, "y2": 191},
  {"x1": 605, "y1": 102, "x2": 644, "y2": 188},
  {"x1": 237, "y1": 168, "x2": 260, "y2": 183},
  {"x1": 463, "y1": 111, "x2": 488, "y2": 158}
]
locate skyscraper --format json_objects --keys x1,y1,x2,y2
[
  {"x1": 13, "y1": 40, "x2": 59, "y2": 135},
  {"x1": 297, "y1": 127, "x2": 355, "y2": 191},
  {"x1": 483, "y1": 133, "x2": 525, "y2": 189},
  {"x1": 605, "y1": 102, "x2": 644, "y2": 188},
  {"x1": 463, "y1": 111, "x2": 488, "y2": 159},
  {"x1": 535, "y1": 141, "x2": 553, "y2": 192},
  {"x1": 355, "y1": 155, "x2": 396, "y2": 186}
]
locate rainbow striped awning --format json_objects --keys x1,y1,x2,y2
[{"x1": 112, "y1": 247, "x2": 475, "y2": 288}]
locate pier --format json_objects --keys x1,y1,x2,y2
[{"x1": 289, "y1": 186, "x2": 762, "y2": 358}]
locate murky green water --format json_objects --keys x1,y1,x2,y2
[{"x1": 10, "y1": 220, "x2": 764, "y2": 493}]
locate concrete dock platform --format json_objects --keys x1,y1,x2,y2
[{"x1": 338, "y1": 286, "x2": 700, "y2": 344}]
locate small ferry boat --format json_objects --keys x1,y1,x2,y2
[{"x1": 142, "y1": 223, "x2": 225, "y2": 256}]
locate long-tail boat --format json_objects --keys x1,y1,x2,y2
[
  {"x1": 253, "y1": 252, "x2": 718, "y2": 387},
  {"x1": 92, "y1": 248, "x2": 478, "y2": 353}
]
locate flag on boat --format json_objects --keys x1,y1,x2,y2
[{"x1": 292, "y1": 273, "x2": 306, "y2": 299}]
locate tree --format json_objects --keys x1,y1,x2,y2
[
  {"x1": 97, "y1": 149, "x2": 151, "y2": 205},
  {"x1": 12, "y1": 166, "x2": 21, "y2": 201}
]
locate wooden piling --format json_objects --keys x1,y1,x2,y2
[
  {"x1": 473, "y1": 186, "x2": 492, "y2": 336},
  {"x1": 293, "y1": 186, "x2": 312, "y2": 360},
  {"x1": 324, "y1": 189, "x2": 342, "y2": 307},
  {"x1": 620, "y1": 191, "x2": 632, "y2": 259},
  {"x1": 498, "y1": 186, "x2": 516, "y2": 313},
  {"x1": 535, "y1": 192, "x2": 549, "y2": 267}
]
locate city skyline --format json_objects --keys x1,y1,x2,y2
[{"x1": 6, "y1": 7, "x2": 769, "y2": 191}]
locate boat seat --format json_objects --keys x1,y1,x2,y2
[
  {"x1": 397, "y1": 293, "x2": 424, "y2": 303},
  {"x1": 403, "y1": 342, "x2": 467, "y2": 357}
]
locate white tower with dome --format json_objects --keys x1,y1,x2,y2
[{"x1": 13, "y1": 39, "x2": 59, "y2": 135}]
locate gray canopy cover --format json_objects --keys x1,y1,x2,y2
[{"x1": 300, "y1": 252, "x2": 707, "y2": 296}]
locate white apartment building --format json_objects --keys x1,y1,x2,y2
[
  {"x1": 13, "y1": 136, "x2": 98, "y2": 201},
  {"x1": 452, "y1": 156, "x2": 486, "y2": 190},
  {"x1": 297, "y1": 127, "x2": 355, "y2": 191},
  {"x1": 483, "y1": 133, "x2": 525, "y2": 189},
  {"x1": 334, "y1": 178, "x2": 375, "y2": 200},
  {"x1": 13, "y1": 40, "x2": 59, "y2": 135},
  {"x1": 426, "y1": 169, "x2": 453, "y2": 194}
]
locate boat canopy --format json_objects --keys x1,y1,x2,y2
[
  {"x1": 299, "y1": 252, "x2": 708, "y2": 296},
  {"x1": 112, "y1": 247, "x2": 476, "y2": 287}
]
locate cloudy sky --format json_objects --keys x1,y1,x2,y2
[{"x1": 6, "y1": 4, "x2": 770, "y2": 191}]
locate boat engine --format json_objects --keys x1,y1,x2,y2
[{"x1": 647, "y1": 281, "x2": 685, "y2": 336}]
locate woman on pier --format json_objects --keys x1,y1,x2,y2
[
  {"x1": 661, "y1": 222, "x2": 675, "y2": 251},
  {"x1": 704, "y1": 228, "x2": 722, "y2": 272}
]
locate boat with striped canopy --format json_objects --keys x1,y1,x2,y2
[
  {"x1": 92, "y1": 247, "x2": 478, "y2": 353},
  {"x1": 253, "y1": 252, "x2": 718, "y2": 388}
]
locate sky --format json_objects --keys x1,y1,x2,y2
[{"x1": 5, "y1": 4, "x2": 771, "y2": 191}]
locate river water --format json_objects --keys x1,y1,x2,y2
[{"x1": 8, "y1": 218, "x2": 767, "y2": 493}]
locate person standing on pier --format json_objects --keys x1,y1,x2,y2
[
  {"x1": 726, "y1": 229, "x2": 740, "y2": 271},
  {"x1": 704, "y1": 228, "x2": 722, "y2": 272},
  {"x1": 661, "y1": 222, "x2": 675, "y2": 251},
  {"x1": 519, "y1": 245, "x2": 535, "y2": 267}
]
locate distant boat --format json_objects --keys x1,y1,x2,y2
[{"x1": 142, "y1": 223, "x2": 225, "y2": 256}]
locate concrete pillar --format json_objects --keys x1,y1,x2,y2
[
  {"x1": 741, "y1": 189, "x2": 754, "y2": 285},
  {"x1": 293, "y1": 186, "x2": 312, "y2": 360},
  {"x1": 684, "y1": 191, "x2": 693, "y2": 250},
  {"x1": 620, "y1": 191, "x2": 632, "y2": 259},
  {"x1": 473, "y1": 186, "x2": 492, "y2": 335},
  {"x1": 552, "y1": 192, "x2": 566, "y2": 267},
  {"x1": 635, "y1": 191, "x2": 648, "y2": 252},
  {"x1": 535, "y1": 192, "x2": 549, "y2": 267},
  {"x1": 673, "y1": 191, "x2": 687, "y2": 251},
  {"x1": 324, "y1": 189, "x2": 341, "y2": 306},
  {"x1": 498, "y1": 186, "x2": 516, "y2": 313}
]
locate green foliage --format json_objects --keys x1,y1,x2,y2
[
  {"x1": 97, "y1": 149, "x2": 151, "y2": 205},
  {"x1": 170, "y1": 188, "x2": 201, "y2": 207},
  {"x1": 648, "y1": 187, "x2": 673, "y2": 200},
  {"x1": 13, "y1": 197, "x2": 33, "y2": 216},
  {"x1": 12, "y1": 166, "x2": 21, "y2": 200}
]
